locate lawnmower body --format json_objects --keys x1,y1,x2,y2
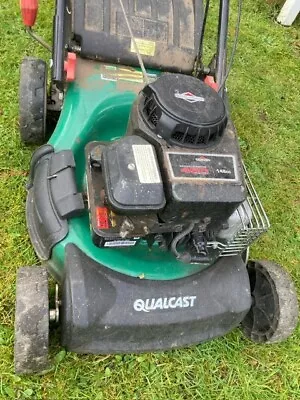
[
  {"x1": 15, "y1": 0, "x2": 298, "y2": 373},
  {"x1": 25, "y1": 57, "x2": 252, "y2": 352}
]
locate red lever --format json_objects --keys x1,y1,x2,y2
[
  {"x1": 64, "y1": 53, "x2": 77, "y2": 82},
  {"x1": 20, "y1": 0, "x2": 38, "y2": 27},
  {"x1": 204, "y1": 76, "x2": 219, "y2": 92}
]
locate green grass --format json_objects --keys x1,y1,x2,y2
[{"x1": 0, "y1": 0, "x2": 300, "y2": 398}]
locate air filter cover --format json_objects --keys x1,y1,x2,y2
[{"x1": 101, "y1": 136, "x2": 166, "y2": 214}]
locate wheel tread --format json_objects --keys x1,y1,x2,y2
[
  {"x1": 14, "y1": 266, "x2": 49, "y2": 375},
  {"x1": 19, "y1": 57, "x2": 47, "y2": 145},
  {"x1": 242, "y1": 260, "x2": 298, "y2": 344}
]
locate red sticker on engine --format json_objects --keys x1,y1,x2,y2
[
  {"x1": 180, "y1": 166, "x2": 209, "y2": 175},
  {"x1": 96, "y1": 207, "x2": 109, "y2": 230}
]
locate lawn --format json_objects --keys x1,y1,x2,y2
[{"x1": 0, "y1": 0, "x2": 299, "y2": 399}]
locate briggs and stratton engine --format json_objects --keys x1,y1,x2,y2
[{"x1": 86, "y1": 74, "x2": 267, "y2": 264}]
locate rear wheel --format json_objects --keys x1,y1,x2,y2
[
  {"x1": 14, "y1": 267, "x2": 49, "y2": 375},
  {"x1": 242, "y1": 260, "x2": 298, "y2": 343},
  {"x1": 19, "y1": 57, "x2": 47, "y2": 145}
]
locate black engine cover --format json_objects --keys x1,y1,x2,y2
[
  {"x1": 138, "y1": 74, "x2": 228, "y2": 148},
  {"x1": 101, "y1": 136, "x2": 165, "y2": 214},
  {"x1": 158, "y1": 121, "x2": 246, "y2": 228},
  {"x1": 126, "y1": 74, "x2": 245, "y2": 229}
]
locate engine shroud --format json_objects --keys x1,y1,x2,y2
[{"x1": 137, "y1": 74, "x2": 228, "y2": 148}]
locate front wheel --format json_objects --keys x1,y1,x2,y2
[
  {"x1": 241, "y1": 260, "x2": 298, "y2": 343},
  {"x1": 14, "y1": 267, "x2": 50, "y2": 375}
]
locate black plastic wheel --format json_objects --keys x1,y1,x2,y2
[
  {"x1": 14, "y1": 267, "x2": 49, "y2": 375},
  {"x1": 19, "y1": 57, "x2": 47, "y2": 145},
  {"x1": 242, "y1": 260, "x2": 298, "y2": 343}
]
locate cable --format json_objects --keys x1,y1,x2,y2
[
  {"x1": 118, "y1": 0, "x2": 149, "y2": 84},
  {"x1": 196, "y1": 0, "x2": 211, "y2": 74},
  {"x1": 218, "y1": 0, "x2": 243, "y2": 92},
  {"x1": 171, "y1": 223, "x2": 195, "y2": 261},
  {"x1": 26, "y1": 27, "x2": 52, "y2": 52}
]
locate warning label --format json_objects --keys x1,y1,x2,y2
[
  {"x1": 104, "y1": 240, "x2": 136, "y2": 248},
  {"x1": 130, "y1": 38, "x2": 156, "y2": 56},
  {"x1": 167, "y1": 152, "x2": 237, "y2": 181}
]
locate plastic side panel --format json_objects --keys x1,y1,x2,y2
[
  {"x1": 26, "y1": 156, "x2": 68, "y2": 260},
  {"x1": 61, "y1": 244, "x2": 251, "y2": 353},
  {"x1": 26, "y1": 148, "x2": 84, "y2": 260}
]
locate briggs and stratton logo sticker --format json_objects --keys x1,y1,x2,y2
[
  {"x1": 167, "y1": 152, "x2": 238, "y2": 182},
  {"x1": 133, "y1": 296, "x2": 197, "y2": 313},
  {"x1": 174, "y1": 90, "x2": 205, "y2": 103}
]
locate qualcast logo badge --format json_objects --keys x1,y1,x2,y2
[
  {"x1": 175, "y1": 90, "x2": 205, "y2": 103},
  {"x1": 133, "y1": 296, "x2": 197, "y2": 313}
]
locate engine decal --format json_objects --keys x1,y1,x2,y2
[
  {"x1": 132, "y1": 144, "x2": 161, "y2": 184},
  {"x1": 100, "y1": 65, "x2": 157, "y2": 84},
  {"x1": 167, "y1": 152, "x2": 238, "y2": 182},
  {"x1": 174, "y1": 90, "x2": 205, "y2": 103}
]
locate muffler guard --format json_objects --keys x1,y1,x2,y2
[{"x1": 61, "y1": 244, "x2": 251, "y2": 353}]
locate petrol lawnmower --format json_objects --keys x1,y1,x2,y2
[{"x1": 15, "y1": 0, "x2": 298, "y2": 374}]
